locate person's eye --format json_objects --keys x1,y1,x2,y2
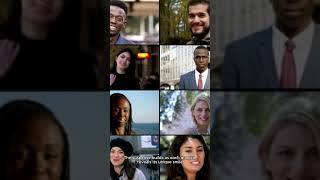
[
  {"x1": 189, "y1": 14, "x2": 195, "y2": 19},
  {"x1": 277, "y1": 149, "x2": 293, "y2": 157},
  {"x1": 14, "y1": 148, "x2": 30, "y2": 161},
  {"x1": 45, "y1": 153, "x2": 59, "y2": 160},
  {"x1": 185, "y1": 150, "x2": 192, "y2": 153},
  {"x1": 197, "y1": 149, "x2": 204, "y2": 152},
  {"x1": 307, "y1": 148, "x2": 320, "y2": 161},
  {"x1": 199, "y1": 14, "x2": 206, "y2": 18}
]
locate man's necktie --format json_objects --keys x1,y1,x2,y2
[
  {"x1": 280, "y1": 40, "x2": 296, "y2": 88},
  {"x1": 198, "y1": 74, "x2": 203, "y2": 89}
]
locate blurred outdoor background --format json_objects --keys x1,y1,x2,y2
[
  {"x1": 160, "y1": 0, "x2": 193, "y2": 44},
  {"x1": 119, "y1": 0, "x2": 159, "y2": 44}
]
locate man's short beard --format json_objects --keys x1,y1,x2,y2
[
  {"x1": 191, "y1": 26, "x2": 210, "y2": 39},
  {"x1": 110, "y1": 32, "x2": 119, "y2": 37}
]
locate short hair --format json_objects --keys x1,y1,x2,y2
[
  {"x1": 110, "y1": 0, "x2": 128, "y2": 15},
  {"x1": 258, "y1": 97, "x2": 320, "y2": 180},
  {"x1": 188, "y1": 0, "x2": 210, "y2": 15},
  {"x1": 0, "y1": 99, "x2": 70, "y2": 180},
  {"x1": 194, "y1": 45, "x2": 209, "y2": 57},
  {"x1": 191, "y1": 94, "x2": 210, "y2": 125}
]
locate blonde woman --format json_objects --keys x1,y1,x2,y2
[{"x1": 258, "y1": 97, "x2": 320, "y2": 180}]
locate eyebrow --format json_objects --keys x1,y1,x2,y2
[{"x1": 183, "y1": 146, "x2": 204, "y2": 149}]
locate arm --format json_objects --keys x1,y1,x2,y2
[
  {"x1": 179, "y1": 74, "x2": 185, "y2": 89},
  {"x1": 0, "y1": 39, "x2": 19, "y2": 78},
  {"x1": 222, "y1": 44, "x2": 239, "y2": 88}
]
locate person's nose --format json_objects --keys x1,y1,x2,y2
[
  {"x1": 288, "y1": 155, "x2": 307, "y2": 179},
  {"x1": 110, "y1": 16, "x2": 116, "y2": 24},
  {"x1": 31, "y1": 154, "x2": 46, "y2": 175},
  {"x1": 193, "y1": 16, "x2": 201, "y2": 24}
]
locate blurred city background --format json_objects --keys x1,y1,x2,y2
[
  {"x1": 213, "y1": 0, "x2": 320, "y2": 88},
  {"x1": 110, "y1": 45, "x2": 159, "y2": 89},
  {"x1": 160, "y1": 45, "x2": 210, "y2": 90},
  {"x1": 160, "y1": 90, "x2": 210, "y2": 134},
  {"x1": 120, "y1": 0, "x2": 159, "y2": 44},
  {"x1": 110, "y1": 136, "x2": 160, "y2": 180}
]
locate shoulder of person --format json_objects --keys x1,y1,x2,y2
[
  {"x1": 226, "y1": 27, "x2": 271, "y2": 50},
  {"x1": 133, "y1": 168, "x2": 146, "y2": 180}
]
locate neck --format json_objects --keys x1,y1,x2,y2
[
  {"x1": 114, "y1": 165, "x2": 123, "y2": 175},
  {"x1": 276, "y1": 19, "x2": 311, "y2": 39},
  {"x1": 186, "y1": 172, "x2": 196, "y2": 180},
  {"x1": 21, "y1": 20, "x2": 49, "y2": 40},
  {"x1": 110, "y1": 34, "x2": 119, "y2": 44},
  {"x1": 198, "y1": 125, "x2": 208, "y2": 134},
  {"x1": 116, "y1": 68, "x2": 126, "y2": 74},
  {"x1": 197, "y1": 68, "x2": 207, "y2": 74},
  {"x1": 115, "y1": 126, "x2": 125, "y2": 135}
]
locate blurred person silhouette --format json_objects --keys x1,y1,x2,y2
[
  {"x1": 258, "y1": 97, "x2": 320, "y2": 180},
  {"x1": 222, "y1": 0, "x2": 320, "y2": 88},
  {"x1": 110, "y1": 48, "x2": 140, "y2": 89},
  {"x1": 166, "y1": 135, "x2": 210, "y2": 180},
  {"x1": 0, "y1": 99, "x2": 70, "y2": 180},
  {"x1": 186, "y1": 0, "x2": 210, "y2": 45},
  {"x1": 110, "y1": 0, "x2": 134, "y2": 45},
  {"x1": 0, "y1": 0, "x2": 97, "y2": 89},
  {"x1": 110, "y1": 93, "x2": 136, "y2": 135},
  {"x1": 110, "y1": 138, "x2": 147, "y2": 180},
  {"x1": 179, "y1": 46, "x2": 210, "y2": 90}
]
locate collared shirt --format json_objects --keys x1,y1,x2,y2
[
  {"x1": 187, "y1": 32, "x2": 210, "y2": 45},
  {"x1": 115, "y1": 34, "x2": 135, "y2": 45},
  {"x1": 272, "y1": 22, "x2": 314, "y2": 86},
  {"x1": 195, "y1": 68, "x2": 208, "y2": 89}
]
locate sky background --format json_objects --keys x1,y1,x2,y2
[
  {"x1": 110, "y1": 90, "x2": 159, "y2": 124},
  {"x1": 0, "y1": 92, "x2": 108, "y2": 180}
]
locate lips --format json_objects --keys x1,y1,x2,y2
[
  {"x1": 110, "y1": 26, "x2": 117, "y2": 31},
  {"x1": 191, "y1": 161, "x2": 201, "y2": 165}
]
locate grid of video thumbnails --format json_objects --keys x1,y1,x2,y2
[{"x1": 108, "y1": 0, "x2": 212, "y2": 179}]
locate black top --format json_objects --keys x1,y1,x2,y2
[
  {"x1": 0, "y1": 35, "x2": 97, "y2": 90},
  {"x1": 110, "y1": 73, "x2": 140, "y2": 90}
]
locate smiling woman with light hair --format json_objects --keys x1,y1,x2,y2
[{"x1": 258, "y1": 96, "x2": 320, "y2": 180}]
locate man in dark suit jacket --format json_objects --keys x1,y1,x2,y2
[
  {"x1": 222, "y1": 0, "x2": 320, "y2": 88},
  {"x1": 180, "y1": 46, "x2": 210, "y2": 90}
]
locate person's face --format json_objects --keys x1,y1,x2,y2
[
  {"x1": 110, "y1": 5, "x2": 127, "y2": 37},
  {"x1": 188, "y1": 3, "x2": 210, "y2": 38},
  {"x1": 180, "y1": 138, "x2": 205, "y2": 176},
  {"x1": 7, "y1": 117, "x2": 64, "y2": 180},
  {"x1": 265, "y1": 124, "x2": 320, "y2": 180},
  {"x1": 192, "y1": 100, "x2": 210, "y2": 127},
  {"x1": 194, "y1": 48, "x2": 209, "y2": 73},
  {"x1": 115, "y1": 51, "x2": 131, "y2": 72},
  {"x1": 271, "y1": 0, "x2": 314, "y2": 28},
  {"x1": 110, "y1": 147, "x2": 125, "y2": 167},
  {"x1": 21, "y1": 0, "x2": 64, "y2": 26},
  {"x1": 111, "y1": 97, "x2": 130, "y2": 127}
]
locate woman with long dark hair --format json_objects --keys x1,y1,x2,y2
[
  {"x1": 0, "y1": 99, "x2": 70, "y2": 180},
  {"x1": 110, "y1": 48, "x2": 140, "y2": 89},
  {"x1": 110, "y1": 138, "x2": 146, "y2": 180},
  {"x1": 0, "y1": 0, "x2": 97, "y2": 89},
  {"x1": 110, "y1": 93, "x2": 136, "y2": 135},
  {"x1": 166, "y1": 135, "x2": 210, "y2": 180}
]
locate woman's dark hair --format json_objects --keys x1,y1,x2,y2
[
  {"x1": 166, "y1": 135, "x2": 210, "y2": 180},
  {"x1": 111, "y1": 48, "x2": 136, "y2": 75},
  {"x1": 0, "y1": 0, "x2": 81, "y2": 47},
  {"x1": 110, "y1": 93, "x2": 133, "y2": 135},
  {"x1": 110, "y1": 158, "x2": 137, "y2": 180},
  {"x1": 0, "y1": 99, "x2": 70, "y2": 180}
]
